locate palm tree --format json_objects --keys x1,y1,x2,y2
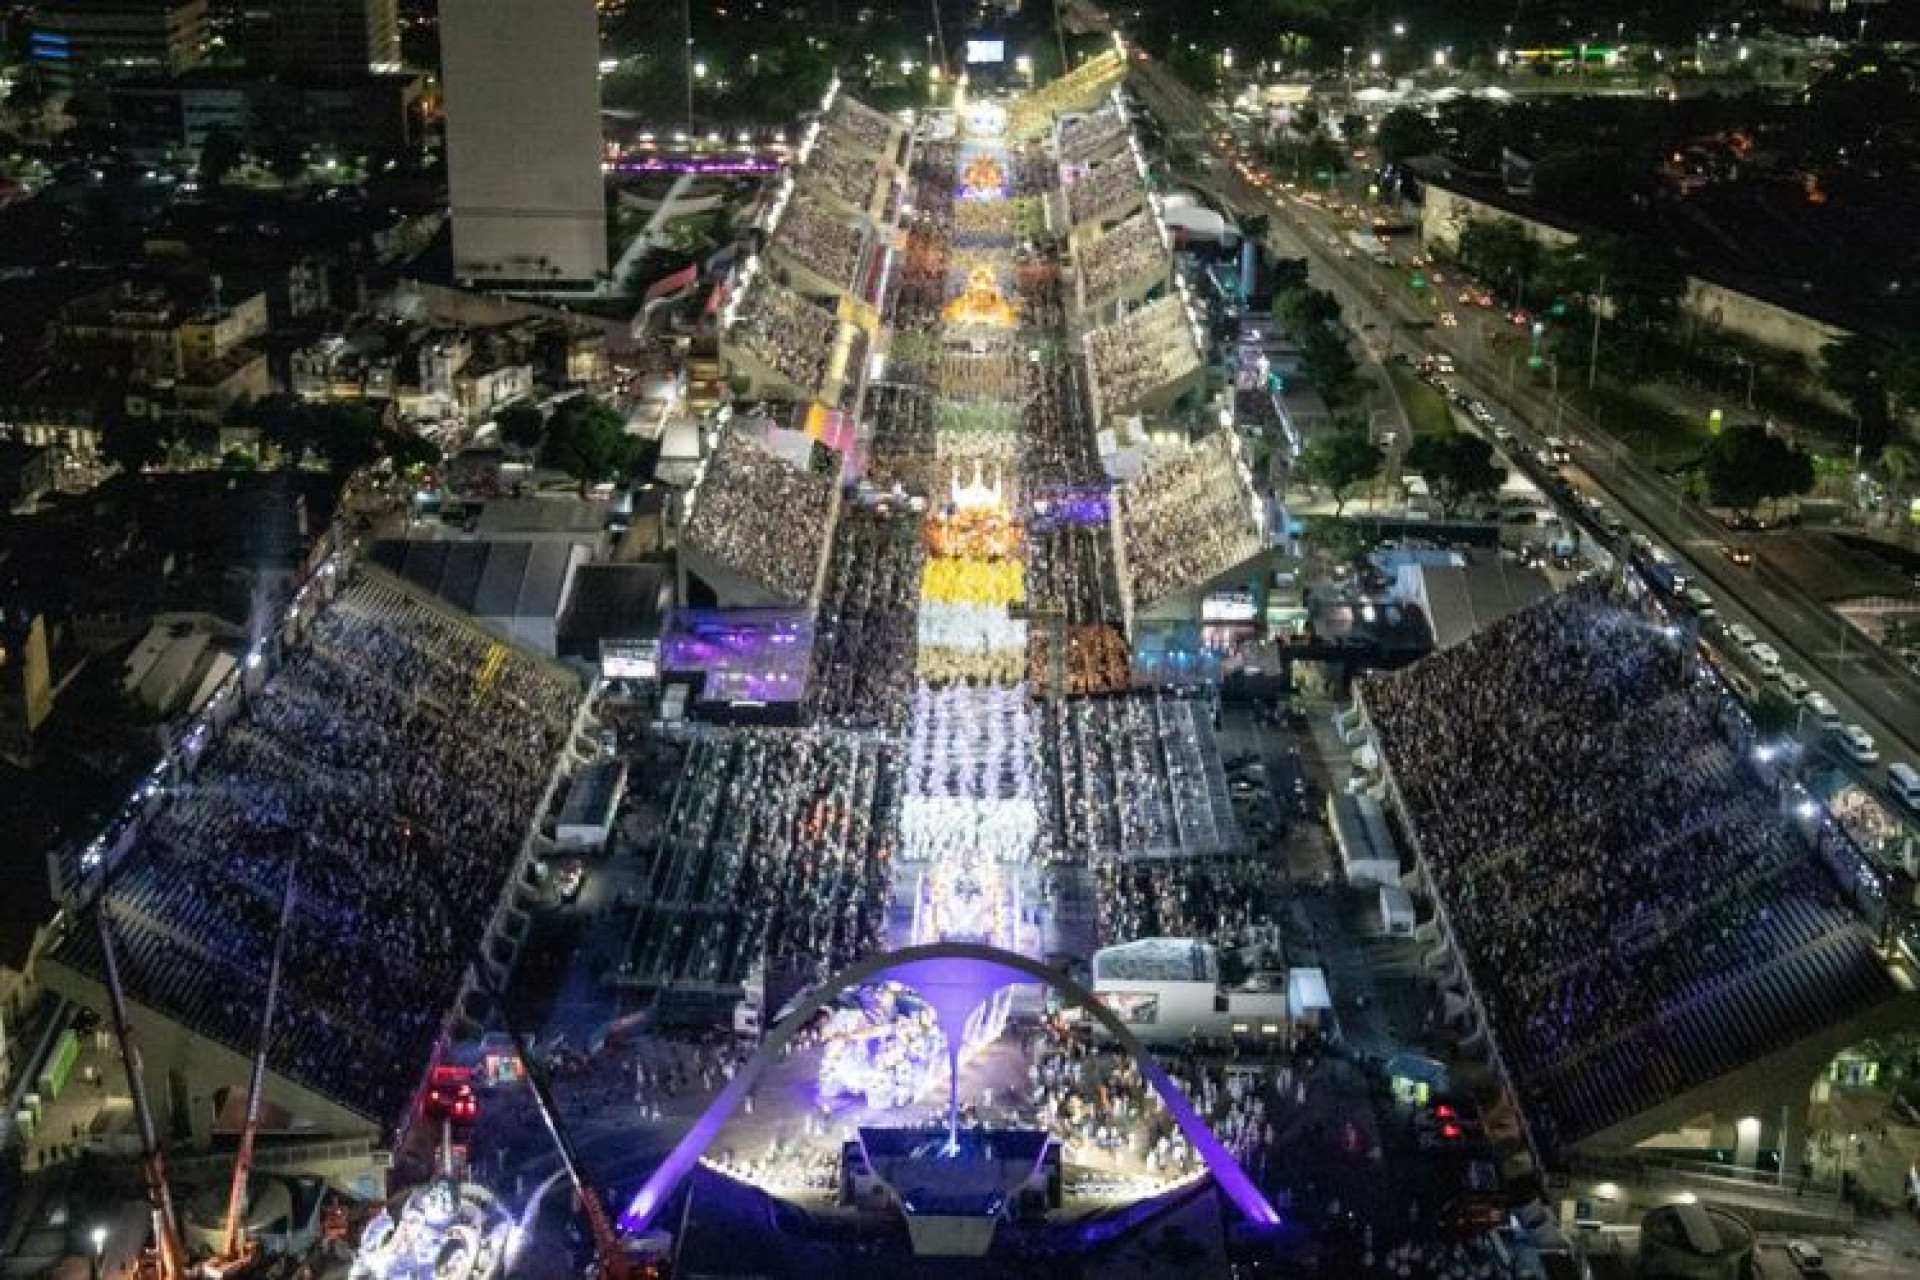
[{"x1": 1880, "y1": 442, "x2": 1917, "y2": 537}]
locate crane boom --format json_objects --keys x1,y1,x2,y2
[
  {"x1": 465, "y1": 963, "x2": 632, "y2": 1279},
  {"x1": 96, "y1": 901, "x2": 190, "y2": 1280},
  {"x1": 216, "y1": 857, "x2": 300, "y2": 1265}
]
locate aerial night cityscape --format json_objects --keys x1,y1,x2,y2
[{"x1": 1, "y1": 1, "x2": 1920, "y2": 1278}]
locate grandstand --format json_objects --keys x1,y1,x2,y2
[
  {"x1": 1361, "y1": 586, "x2": 1904, "y2": 1157},
  {"x1": 681, "y1": 425, "x2": 841, "y2": 609},
  {"x1": 766, "y1": 197, "x2": 872, "y2": 300},
  {"x1": 1064, "y1": 153, "x2": 1148, "y2": 229},
  {"x1": 1007, "y1": 46, "x2": 1126, "y2": 139},
  {"x1": 40, "y1": 572, "x2": 583, "y2": 1141},
  {"x1": 1072, "y1": 208, "x2": 1171, "y2": 314},
  {"x1": 1114, "y1": 430, "x2": 1264, "y2": 614},
  {"x1": 1083, "y1": 294, "x2": 1204, "y2": 421},
  {"x1": 1057, "y1": 104, "x2": 1130, "y2": 166},
  {"x1": 720, "y1": 279, "x2": 862, "y2": 405}
]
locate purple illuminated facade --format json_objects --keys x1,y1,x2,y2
[
  {"x1": 617, "y1": 942, "x2": 1282, "y2": 1234},
  {"x1": 660, "y1": 609, "x2": 814, "y2": 704}
]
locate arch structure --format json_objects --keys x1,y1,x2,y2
[{"x1": 618, "y1": 941, "x2": 1282, "y2": 1232}]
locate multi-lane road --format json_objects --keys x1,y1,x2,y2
[{"x1": 1112, "y1": 37, "x2": 1920, "y2": 798}]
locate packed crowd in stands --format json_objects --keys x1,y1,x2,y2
[
  {"x1": 684, "y1": 427, "x2": 838, "y2": 605},
  {"x1": 1363, "y1": 584, "x2": 1895, "y2": 1148},
  {"x1": 1065, "y1": 156, "x2": 1147, "y2": 227},
  {"x1": 631, "y1": 731, "x2": 898, "y2": 987},
  {"x1": 771, "y1": 199, "x2": 866, "y2": 294},
  {"x1": 808, "y1": 512, "x2": 923, "y2": 731},
  {"x1": 802, "y1": 134, "x2": 886, "y2": 213},
  {"x1": 825, "y1": 92, "x2": 898, "y2": 158},
  {"x1": 1117, "y1": 431, "x2": 1263, "y2": 607},
  {"x1": 1076, "y1": 210, "x2": 1168, "y2": 304},
  {"x1": 1058, "y1": 106, "x2": 1130, "y2": 164},
  {"x1": 1044, "y1": 693, "x2": 1244, "y2": 864},
  {"x1": 54, "y1": 578, "x2": 581, "y2": 1123},
  {"x1": 1085, "y1": 295, "x2": 1202, "y2": 414},
  {"x1": 729, "y1": 281, "x2": 842, "y2": 398}
]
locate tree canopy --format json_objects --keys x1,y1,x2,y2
[
  {"x1": 1376, "y1": 107, "x2": 1441, "y2": 164},
  {"x1": 496, "y1": 401, "x2": 546, "y2": 451},
  {"x1": 540, "y1": 396, "x2": 637, "y2": 484},
  {"x1": 1405, "y1": 430, "x2": 1507, "y2": 516},
  {"x1": 1297, "y1": 428, "x2": 1383, "y2": 516},
  {"x1": 1699, "y1": 424, "x2": 1814, "y2": 515}
]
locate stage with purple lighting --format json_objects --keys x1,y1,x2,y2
[{"x1": 617, "y1": 944, "x2": 1281, "y2": 1261}]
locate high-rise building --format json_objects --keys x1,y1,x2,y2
[
  {"x1": 250, "y1": 0, "x2": 401, "y2": 75},
  {"x1": 29, "y1": 0, "x2": 209, "y2": 85},
  {"x1": 441, "y1": 0, "x2": 608, "y2": 290}
]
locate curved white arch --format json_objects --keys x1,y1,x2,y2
[{"x1": 618, "y1": 941, "x2": 1282, "y2": 1231}]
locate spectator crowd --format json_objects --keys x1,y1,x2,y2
[
  {"x1": 56, "y1": 578, "x2": 581, "y2": 1124},
  {"x1": 1363, "y1": 586, "x2": 1895, "y2": 1149}
]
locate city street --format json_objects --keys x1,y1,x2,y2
[{"x1": 1119, "y1": 38, "x2": 1920, "y2": 790}]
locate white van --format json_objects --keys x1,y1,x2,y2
[
  {"x1": 1889, "y1": 762, "x2": 1920, "y2": 811},
  {"x1": 1803, "y1": 692, "x2": 1842, "y2": 731},
  {"x1": 1748, "y1": 643, "x2": 1781, "y2": 679},
  {"x1": 1838, "y1": 724, "x2": 1878, "y2": 765},
  {"x1": 1684, "y1": 587, "x2": 1716, "y2": 620}
]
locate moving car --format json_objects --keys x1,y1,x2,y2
[
  {"x1": 1786, "y1": 1239, "x2": 1823, "y2": 1273},
  {"x1": 1720, "y1": 541, "x2": 1755, "y2": 566},
  {"x1": 1888, "y1": 762, "x2": 1920, "y2": 811},
  {"x1": 1727, "y1": 623, "x2": 1758, "y2": 648},
  {"x1": 1777, "y1": 670, "x2": 1809, "y2": 700}
]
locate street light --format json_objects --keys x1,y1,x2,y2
[
  {"x1": 1433, "y1": 49, "x2": 1447, "y2": 69},
  {"x1": 90, "y1": 1227, "x2": 106, "y2": 1280},
  {"x1": 1392, "y1": 21, "x2": 1406, "y2": 38},
  {"x1": 1369, "y1": 50, "x2": 1382, "y2": 70}
]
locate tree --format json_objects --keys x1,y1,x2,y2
[
  {"x1": 1880, "y1": 444, "x2": 1918, "y2": 532},
  {"x1": 1438, "y1": 96, "x2": 1506, "y2": 171},
  {"x1": 1376, "y1": 107, "x2": 1441, "y2": 163},
  {"x1": 1301, "y1": 515, "x2": 1369, "y2": 572},
  {"x1": 1822, "y1": 332, "x2": 1894, "y2": 462},
  {"x1": 1751, "y1": 688, "x2": 1798, "y2": 738},
  {"x1": 540, "y1": 395, "x2": 635, "y2": 485},
  {"x1": 1339, "y1": 113, "x2": 1369, "y2": 147},
  {"x1": 1276, "y1": 286, "x2": 1341, "y2": 339},
  {"x1": 1297, "y1": 429, "x2": 1384, "y2": 516},
  {"x1": 101, "y1": 416, "x2": 170, "y2": 476},
  {"x1": 497, "y1": 401, "x2": 546, "y2": 451},
  {"x1": 1300, "y1": 325, "x2": 1362, "y2": 409},
  {"x1": 1456, "y1": 219, "x2": 1542, "y2": 304},
  {"x1": 1405, "y1": 430, "x2": 1508, "y2": 516},
  {"x1": 199, "y1": 126, "x2": 243, "y2": 187},
  {"x1": 1699, "y1": 424, "x2": 1815, "y2": 516}
]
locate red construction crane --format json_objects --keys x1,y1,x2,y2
[
  {"x1": 96, "y1": 900, "x2": 190, "y2": 1280},
  {"x1": 200, "y1": 859, "x2": 300, "y2": 1278}
]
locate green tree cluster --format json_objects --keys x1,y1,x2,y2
[
  {"x1": 540, "y1": 396, "x2": 640, "y2": 485},
  {"x1": 1699, "y1": 424, "x2": 1814, "y2": 516},
  {"x1": 1821, "y1": 332, "x2": 1920, "y2": 463},
  {"x1": 1296, "y1": 427, "x2": 1383, "y2": 516},
  {"x1": 1405, "y1": 430, "x2": 1507, "y2": 517}
]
